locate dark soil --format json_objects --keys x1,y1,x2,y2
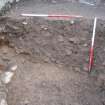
[{"x1": 0, "y1": 17, "x2": 105, "y2": 105}]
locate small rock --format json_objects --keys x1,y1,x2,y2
[
  {"x1": 2, "y1": 57, "x2": 10, "y2": 62},
  {"x1": 86, "y1": 57, "x2": 89, "y2": 62},
  {"x1": 57, "y1": 35, "x2": 64, "y2": 42},
  {"x1": 74, "y1": 67, "x2": 81, "y2": 72},
  {"x1": 65, "y1": 49, "x2": 72, "y2": 55},
  {"x1": 44, "y1": 32, "x2": 51, "y2": 37},
  {"x1": 81, "y1": 37, "x2": 86, "y2": 41},
  {"x1": 69, "y1": 37, "x2": 79, "y2": 44},
  {"x1": 0, "y1": 26, "x2": 5, "y2": 32},
  {"x1": 9, "y1": 43, "x2": 15, "y2": 48},
  {"x1": 51, "y1": 0, "x2": 57, "y2": 3},
  {"x1": 50, "y1": 57, "x2": 56, "y2": 63},
  {"x1": 6, "y1": 63, "x2": 17, "y2": 71},
  {"x1": 16, "y1": 0, "x2": 20, "y2": 2},
  {"x1": 2, "y1": 48, "x2": 8, "y2": 54},
  {"x1": 6, "y1": 23, "x2": 19, "y2": 30},
  {"x1": 0, "y1": 36, "x2": 5, "y2": 40},
  {"x1": 97, "y1": 73, "x2": 105, "y2": 87},
  {"x1": 102, "y1": 61, "x2": 105, "y2": 66},
  {"x1": 0, "y1": 99, "x2": 8, "y2": 105},
  {"x1": 83, "y1": 64, "x2": 88, "y2": 71},
  {"x1": 22, "y1": 100, "x2": 30, "y2": 105},
  {"x1": 81, "y1": 47, "x2": 88, "y2": 52},
  {"x1": 43, "y1": 56, "x2": 50, "y2": 62},
  {"x1": 70, "y1": 20, "x2": 75, "y2": 25},
  {"x1": 0, "y1": 91, "x2": 7, "y2": 99},
  {"x1": 22, "y1": 21, "x2": 28, "y2": 25},
  {"x1": 42, "y1": 82, "x2": 47, "y2": 87},
  {"x1": 40, "y1": 25, "x2": 48, "y2": 30},
  {"x1": 98, "y1": 74, "x2": 105, "y2": 81},
  {"x1": 1, "y1": 72, "x2": 14, "y2": 84},
  {"x1": 83, "y1": 43, "x2": 88, "y2": 47}
]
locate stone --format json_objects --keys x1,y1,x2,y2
[
  {"x1": 2, "y1": 57, "x2": 10, "y2": 62},
  {"x1": 102, "y1": 61, "x2": 105, "y2": 66},
  {"x1": 0, "y1": 36, "x2": 5, "y2": 40},
  {"x1": 42, "y1": 81, "x2": 47, "y2": 87},
  {"x1": 0, "y1": 27, "x2": 5, "y2": 32},
  {"x1": 83, "y1": 64, "x2": 88, "y2": 71},
  {"x1": 22, "y1": 21, "x2": 28, "y2": 25},
  {"x1": 9, "y1": 43, "x2": 15, "y2": 48},
  {"x1": 65, "y1": 49, "x2": 72, "y2": 55},
  {"x1": 69, "y1": 37, "x2": 79, "y2": 44},
  {"x1": 74, "y1": 67, "x2": 81, "y2": 72},
  {"x1": 70, "y1": 20, "x2": 75, "y2": 25},
  {"x1": 1, "y1": 71, "x2": 14, "y2": 84},
  {"x1": 6, "y1": 23, "x2": 19, "y2": 30},
  {"x1": 2, "y1": 47, "x2": 8, "y2": 54},
  {"x1": 51, "y1": 0, "x2": 57, "y2": 3},
  {"x1": 98, "y1": 74, "x2": 105, "y2": 81},
  {"x1": 96, "y1": 73, "x2": 105, "y2": 87},
  {"x1": 40, "y1": 25, "x2": 48, "y2": 30},
  {"x1": 6, "y1": 63, "x2": 17, "y2": 71},
  {"x1": 0, "y1": 99, "x2": 8, "y2": 105},
  {"x1": 83, "y1": 43, "x2": 88, "y2": 47},
  {"x1": 57, "y1": 35, "x2": 64, "y2": 42}
]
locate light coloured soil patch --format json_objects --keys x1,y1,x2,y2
[{"x1": 0, "y1": 46, "x2": 101, "y2": 105}]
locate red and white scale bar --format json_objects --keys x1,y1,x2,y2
[
  {"x1": 21, "y1": 13, "x2": 83, "y2": 19},
  {"x1": 89, "y1": 17, "x2": 97, "y2": 72}
]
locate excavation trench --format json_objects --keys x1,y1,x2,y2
[{"x1": 0, "y1": 17, "x2": 105, "y2": 105}]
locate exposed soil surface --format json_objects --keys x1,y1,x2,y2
[{"x1": 0, "y1": 16, "x2": 105, "y2": 105}]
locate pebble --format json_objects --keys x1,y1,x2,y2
[
  {"x1": 74, "y1": 67, "x2": 81, "y2": 72},
  {"x1": 70, "y1": 20, "x2": 75, "y2": 25},
  {"x1": 40, "y1": 25, "x2": 48, "y2": 30},
  {"x1": 97, "y1": 73, "x2": 105, "y2": 87},
  {"x1": 83, "y1": 43, "x2": 88, "y2": 47},
  {"x1": 51, "y1": 0, "x2": 57, "y2": 3},
  {"x1": 16, "y1": 0, "x2": 20, "y2": 2},
  {"x1": 0, "y1": 36, "x2": 5, "y2": 40},
  {"x1": 0, "y1": 99, "x2": 8, "y2": 105},
  {"x1": 42, "y1": 82, "x2": 47, "y2": 87},
  {"x1": 0, "y1": 27, "x2": 5, "y2": 32},
  {"x1": 7, "y1": 23, "x2": 19, "y2": 30},
  {"x1": 69, "y1": 37, "x2": 78, "y2": 44},
  {"x1": 21, "y1": 99, "x2": 30, "y2": 105},
  {"x1": 1, "y1": 72, "x2": 14, "y2": 84},
  {"x1": 9, "y1": 43, "x2": 15, "y2": 48},
  {"x1": 6, "y1": 63, "x2": 17, "y2": 71},
  {"x1": 57, "y1": 35, "x2": 64, "y2": 42},
  {"x1": 43, "y1": 57, "x2": 50, "y2": 62},
  {"x1": 2, "y1": 57, "x2": 10, "y2": 62},
  {"x1": 65, "y1": 49, "x2": 72, "y2": 55},
  {"x1": 98, "y1": 74, "x2": 105, "y2": 81},
  {"x1": 44, "y1": 32, "x2": 51, "y2": 37},
  {"x1": 102, "y1": 61, "x2": 105, "y2": 66},
  {"x1": 22, "y1": 21, "x2": 28, "y2": 25},
  {"x1": 2, "y1": 48, "x2": 8, "y2": 54},
  {"x1": 83, "y1": 65, "x2": 88, "y2": 71}
]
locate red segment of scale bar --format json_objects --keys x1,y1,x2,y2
[{"x1": 48, "y1": 15, "x2": 82, "y2": 20}]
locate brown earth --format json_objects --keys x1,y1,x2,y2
[{"x1": 0, "y1": 16, "x2": 105, "y2": 105}]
